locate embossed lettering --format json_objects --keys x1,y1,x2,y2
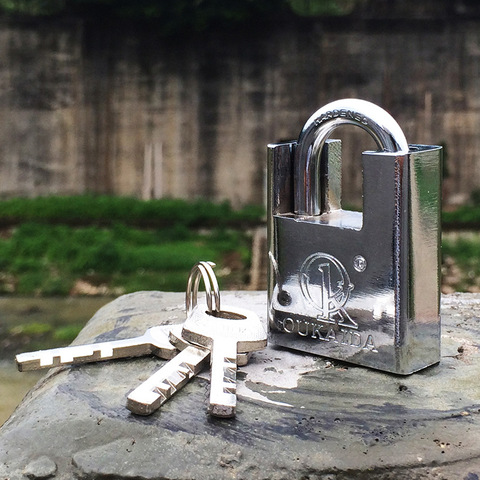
[
  {"x1": 311, "y1": 323, "x2": 327, "y2": 341},
  {"x1": 282, "y1": 317, "x2": 295, "y2": 333},
  {"x1": 297, "y1": 319, "x2": 309, "y2": 336},
  {"x1": 326, "y1": 328, "x2": 337, "y2": 343},
  {"x1": 362, "y1": 334, "x2": 378, "y2": 352},
  {"x1": 278, "y1": 316, "x2": 378, "y2": 354},
  {"x1": 350, "y1": 331, "x2": 362, "y2": 348},
  {"x1": 340, "y1": 328, "x2": 351, "y2": 345},
  {"x1": 314, "y1": 110, "x2": 368, "y2": 127}
]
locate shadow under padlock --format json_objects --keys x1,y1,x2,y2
[{"x1": 267, "y1": 98, "x2": 442, "y2": 375}]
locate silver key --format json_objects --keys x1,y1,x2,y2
[
  {"x1": 126, "y1": 323, "x2": 252, "y2": 416},
  {"x1": 15, "y1": 325, "x2": 177, "y2": 371},
  {"x1": 126, "y1": 337, "x2": 210, "y2": 415},
  {"x1": 182, "y1": 263, "x2": 267, "y2": 418},
  {"x1": 125, "y1": 262, "x2": 219, "y2": 416}
]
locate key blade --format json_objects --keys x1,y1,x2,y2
[
  {"x1": 15, "y1": 327, "x2": 177, "y2": 371},
  {"x1": 208, "y1": 339, "x2": 238, "y2": 418},
  {"x1": 16, "y1": 345, "x2": 105, "y2": 371},
  {"x1": 126, "y1": 345, "x2": 210, "y2": 416}
]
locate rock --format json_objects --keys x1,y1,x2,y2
[
  {"x1": 1, "y1": 291, "x2": 480, "y2": 479},
  {"x1": 24, "y1": 456, "x2": 57, "y2": 479}
]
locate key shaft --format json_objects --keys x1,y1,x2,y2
[
  {"x1": 209, "y1": 338, "x2": 238, "y2": 417},
  {"x1": 126, "y1": 344, "x2": 210, "y2": 415},
  {"x1": 182, "y1": 305, "x2": 267, "y2": 418},
  {"x1": 15, "y1": 326, "x2": 176, "y2": 371}
]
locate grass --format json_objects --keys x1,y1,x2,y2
[
  {"x1": 0, "y1": 195, "x2": 264, "y2": 229},
  {"x1": 442, "y1": 232, "x2": 480, "y2": 293},
  {"x1": 0, "y1": 195, "x2": 263, "y2": 296},
  {"x1": 443, "y1": 206, "x2": 480, "y2": 230},
  {"x1": 0, "y1": 195, "x2": 478, "y2": 295},
  {"x1": 0, "y1": 222, "x2": 252, "y2": 295}
]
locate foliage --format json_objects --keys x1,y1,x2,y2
[
  {"x1": 0, "y1": 195, "x2": 264, "y2": 229},
  {"x1": 0, "y1": 0, "x2": 358, "y2": 31},
  {"x1": 9, "y1": 321, "x2": 52, "y2": 336},
  {"x1": 470, "y1": 189, "x2": 480, "y2": 207},
  {"x1": 0, "y1": 0, "x2": 64, "y2": 15},
  {"x1": 287, "y1": 0, "x2": 356, "y2": 16},
  {"x1": 0, "y1": 221, "x2": 252, "y2": 295},
  {"x1": 53, "y1": 325, "x2": 83, "y2": 342},
  {"x1": 442, "y1": 206, "x2": 480, "y2": 229},
  {"x1": 442, "y1": 233, "x2": 480, "y2": 292}
]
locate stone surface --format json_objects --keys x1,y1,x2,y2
[
  {"x1": 23, "y1": 456, "x2": 57, "y2": 479},
  {"x1": 1, "y1": 291, "x2": 480, "y2": 479}
]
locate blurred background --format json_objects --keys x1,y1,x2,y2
[{"x1": 1, "y1": 0, "x2": 480, "y2": 423}]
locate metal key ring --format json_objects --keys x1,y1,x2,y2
[{"x1": 186, "y1": 261, "x2": 221, "y2": 316}]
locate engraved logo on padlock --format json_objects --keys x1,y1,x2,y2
[
  {"x1": 299, "y1": 252, "x2": 355, "y2": 326},
  {"x1": 267, "y1": 99, "x2": 442, "y2": 375}
]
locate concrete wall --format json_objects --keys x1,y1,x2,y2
[{"x1": 0, "y1": 13, "x2": 478, "y2": 207}]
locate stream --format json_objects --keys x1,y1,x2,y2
[{"x1": 0, "y1": 296, "x2": 111, "y2": 426}]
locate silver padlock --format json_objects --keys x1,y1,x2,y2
[{"x1": 267, "y1": 99, "x2": 441, "y2": 375}]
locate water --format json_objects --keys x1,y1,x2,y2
[{"x1": 0, "y1": 296, "x2": 111, "y2": 426}]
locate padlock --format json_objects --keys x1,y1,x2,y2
[{"x1": 267, "y1": 99, "x2": 441, "y2": 374}]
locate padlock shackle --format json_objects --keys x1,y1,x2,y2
[{"x1": 294, "y1": 98, "x2": 409, "y2": 216}]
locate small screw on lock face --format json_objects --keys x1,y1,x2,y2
[
  {"x1": 278, "y1": 290, "x2": 292, "y2": 306},
  {"x1": 353, "y1": 255, "x2": 367, "y2": 273}
]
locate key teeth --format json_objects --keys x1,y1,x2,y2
[
  {"x1": 164, "y1": 376, "x2": 182, "y2": 395},
  {"x1": 128, "y1": 384, "x2": 170, "y2": 415},
  {"x1": 223, "y1": 385, "x2": 236, "y2": 395},
  {"x1": 152, "y1": 386, "x2": 170, "y2": 401},
  {"x1": 127, "y1": 351, "x2": 209, "y2": 416},
  {"x1": 16, "y1": 358, "x2": 40, "y2": 372},
  {"x1": 179, "y1": 362, "x2": 194, "y2": 375}
]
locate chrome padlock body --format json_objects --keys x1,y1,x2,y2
[{"x1": 268, "y1": 99, "x2": 441, "y2": 375}]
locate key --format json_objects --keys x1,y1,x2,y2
[
  {"x1": 125, "y1": 262, "x2": 217, "y2": 416},
  {"x1": 127, "y1": 261, "x2": 266, "y2": 418},
  {"x1": 126, "y1": 261, "x2": 221, "y2": 416},
  {"x1": 168, "y1": 324, "x2": 252, "y2": 367},
  {"x1": 182, "y1": 263, "x2": 267, "y2": 418},
  {"x1": 15, "y1": 325, "x2": 177, "y2": 371},
  {"x1": 182, "y1": 306, "x2": 266, "y2": 418},
  {"x1": 126, "y1": 324, "x2": 251, "y2": 416},
  {"x1": 126, "y1": 335, "x2": 210, "y2": 415}
]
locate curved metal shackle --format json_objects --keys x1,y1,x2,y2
[
  {"x1": 185, "y1": 261, "x2": 221, "y2": 317},
  {"x1": 294, "y1": 98, "x2": 409, "y2": 215}
]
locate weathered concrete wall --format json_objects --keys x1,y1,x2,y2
[{"x1": 0, "y1": 13, "x2": 478, "y2": 206}]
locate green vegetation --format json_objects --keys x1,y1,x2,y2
[
  {"x1": 0, "y1": 222, "x2": 252, "y2": 295},
  {"x1": 0, "y1": 195, "x2": 263, "y2": 229},
  {"x1": 443, "y1": 206, "x2": 480, "y2": 230},
  {"x1": 0, "y1": 195, "x2": 479, "y2": 296},
  {"x1": 0, "y1": 196, "x2": 261, "y2": 296},
  {"x1": 0, "y1": 296, "x2": 108, "y2": 358},
  {"x1": 442, "y1": 233, "x2": 480, "y2": 293},
  {"x1": 0, "y1": 0, "x2": 358, "y2": 31}
]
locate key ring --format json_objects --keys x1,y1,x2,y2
[{"x1": 186, "y1": 261, "x2": 221, "y2": 316}]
